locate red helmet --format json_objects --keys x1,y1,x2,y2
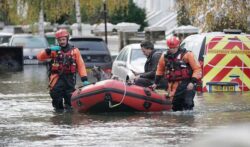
[
  {"x1": 166, "y1": 36, "x2": 180, "y2": 48},
  {"x1": 55, "y1": 29, "x2": 69, "y2": 39}
]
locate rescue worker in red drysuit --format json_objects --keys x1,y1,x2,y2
[
  {"x1": 151, "y1": 36, "x2": 202, "y2": 111},
  {"x1": 37, "y1": 29, "x2": 89, "y2": 111}
]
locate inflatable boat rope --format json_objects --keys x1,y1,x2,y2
[{"x1": 108, "y1": 81, "x2": 127, "y2": 108}]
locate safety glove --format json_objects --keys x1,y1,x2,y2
[
  {"x1": 50, "y1": 46, "x2": 61, "y2": 51},
  {"x1": 82, "y1": 81, "x2": 90, "y2": 86},
  {"x1": 45, "y1": 46, "x2": 61, "y2": 55}
]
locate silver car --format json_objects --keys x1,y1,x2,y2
[
  {"x1": 112, "y1": 43, "x2": 167, "y2": 81},
  {"x1": 8, "y1": 34, "x2": 49, "y2": 64}
]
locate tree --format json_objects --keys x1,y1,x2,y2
[
  {"x1": 109, "y1": 0, "x2": 148, "y2": 31},
  {"x1": 0, "y1": 0, "x2": 75, "y2": 25},
  {"x1": 177, "y1": 0, "x2": 250, "y2": 32},
  {"x1": 177, "y1": 5, "x2": 191, "y2": 26},
  {"x1": 109, "y1": 5, "x2": 127, "y2": 24},
  {"x1": 0, "y1": 0, "x2": 10, "y2": 24},
  {"x1": 0, "y1": 0, "x2": 148, "y2": 32},
  {"x1": 0, "y1": 0, "x2": 128, "y2": 25}
]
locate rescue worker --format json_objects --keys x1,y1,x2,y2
[
  {"x1": 152, "y1": 36, "x2": 201, "y2": 111},
  {"x1": 134, "y1": 41, "x2": 165, "y2": 88},
  {"x1": 37, "y1": 29, "x2": 89, "y2": 111}
]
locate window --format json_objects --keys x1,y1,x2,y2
[
  {"x1": 130, "y1": 49, "x2": 145, "y2": 62},
  {"x1": 11, "y1": 36, "x2": 48, "y2": 48},
  {"x1": 70, "y1": 40, "x2": 107, "y2": 51},
  {"x1": 117, "y1": 47, "x2": 129, "y2": 61},
  {"x1": 130, "y1": 49, "x2": 147, "y2": 66},
  {"x1": 0, "y1": 36, "x2": 11, "y2": 44}
]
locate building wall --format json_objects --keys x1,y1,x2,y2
[{"x1": 133, "y1": 0, "x2": 177, "y2": 35}]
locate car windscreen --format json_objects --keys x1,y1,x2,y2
[
  {"x1": 0, "y1": 36, "x2": 11, "y2": 44},
  {"x1": 69, "y1": 40, "x2": 107, "y2": 51},
  {"x1": 130, "y1": 49, "x2": 146, "y2": 65},
  {"x1": 11, "y1": 36, "x2": 48, "y2": 48}
]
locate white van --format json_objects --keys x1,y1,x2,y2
[{"x1": 181, "y1": 30, "x2": 250, "y2": 92}]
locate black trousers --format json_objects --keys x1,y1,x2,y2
[
  {"x1": 49, "y1": 75, "x2": 75, "y2": 110},
  {"x1": 134, "y1": 77, "x2": 167, "y2": 89},
  {"x1": 134, "y1": 77, "x2": 153, "y2": 87},
  {"x1": 172, "y1": 80, "x2": 196, "y2": 111}
]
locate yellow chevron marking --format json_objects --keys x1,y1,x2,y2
[
  {"x1": 203, "y1": 35, "x2": 250, "y2": 91},
  {"x1": 238, "y1": 35, "x2": 250, "y2": 43},
  {"x1": 221, "y1": 68, "x2": 242, "y2": 91},
  {"x1": 203, "y1": 68, "x2": 250, "y2": 91},
  {"x1": 242, "y1": 54, "x2": 250, "y2": 67},
  {"x1": 207, "y1": 35, "x2": 250, "y2": 50},
  {"x1": 221, "y1": 68, "x2": 250, "y2": 90},
  {"x1": 203, "y1": 54, "x2": 235, "y2": 85},
  {"x1": 233, "y1": 36, "x2": 250, "y2": 50}
]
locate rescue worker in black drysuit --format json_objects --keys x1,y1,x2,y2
[{"x1": 37, "y1": 29, "x2": 89, "y2": 111}]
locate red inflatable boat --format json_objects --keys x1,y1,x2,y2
[{"x1": 71, "y1": 79, "x2": 172, "y2": 113}]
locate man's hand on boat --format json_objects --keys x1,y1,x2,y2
[
  {"x1": 131, "y1": 69, "x2": 139, "y2": 76},
  {"x1": 150, "y1": 83, "x2": 157, "y2": 90}
]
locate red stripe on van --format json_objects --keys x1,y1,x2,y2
[
  {"x1": 243, "y1": 68, "x2": 250, "y2": 79},
  {"x1": 203, "y1": 54, "x2": 226, "y2": 77},
  {"x1": 206, "y1": 37, "x2": 223, "y2": 51},
  {"x1": 206, "y1": 42, "x2": 220, "y2": 51},
  {"x1": 210, "y1": 57, "x2": 243, "y2": 82},
  {"x1": 211, "y1": 36, "x2": 224, "y2": 41},
  {"x1": 212, "y1": 68, "x2": 231, "y2": 82},
  {"x1": 243, "y1": 44, "x2": 250, "y2": 50},
  {"x1": 224, "y1": 42, "x2": 243, "y2": 50}
]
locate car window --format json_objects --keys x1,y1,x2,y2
[
  {"x1": 11, "y1": 36, "x2": 48, "y2": 48},
  {"x1": 0, "y1": 36, "x2": 11, "y2": 44},
  {"x1": 117, "y1": 47, "x2": 128, "y2": 61},
  {"x1": 130, "y1": 48, "x2": 166, "y2": 68},
  {"x1": 130, "y1": 49, "x2": 146, "y2": 64},
  {"x1": 69, "y1": 40, "x2": 107, "y2": 51},
  {"x1": 121, "y1": 48, "x2": 129, "y2": 61}
]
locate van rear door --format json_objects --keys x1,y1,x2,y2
[{"x1": 203, "y1": 35, "x2": 250, "y2": 92}]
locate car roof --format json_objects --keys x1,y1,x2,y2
[
  {"x1": 69, "y1": 36, "x2": 104, "y2": 41},
  {"x1": 123, "y1": 43, "x2": 167, "y2": 50},
  {"x1": 0, "y1": 32, "x2": 13, "y2": 36},
  {"x1": 190, "y1": 32, "x2": 250, "y2": 38},
  {"x1": 183, "y1": 32, "x2": 250, "y2": 45},
  {"x1": 11, "y1": 34, "x2": 44, "y2": 37}
]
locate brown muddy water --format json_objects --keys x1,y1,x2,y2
[{"x1": 1, "y1": 65, "x2": 250, "y2": 147}]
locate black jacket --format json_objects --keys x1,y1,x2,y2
[{"x1": 140, "y1": 50, "x2": 162, "y2": 80}]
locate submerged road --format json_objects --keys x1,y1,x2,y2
[{"x1": 1, "y1": 65, "x2": 250, "y2": 147}]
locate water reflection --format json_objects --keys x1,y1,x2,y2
[
  {"x1": 0, "y1": 65, "x2": 48, "y2": 94},
  {"x1": 188, "y1": 123, "x2": 250, "y2": 147}
]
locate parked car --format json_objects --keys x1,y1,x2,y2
[
  {"x1": 0, "y1": 32, "x2": 13, "y2": 46},
  {"x1": 112, "y1": 43, "x2": 168, "y2": 81},
  {"x1": 180, "y1": 29, "x2": 250, "y2": 92},
  {"x1": 45, "y1": 32, "x2": 57, "y2": 46},
  {"x1": 8, "y1": 34, "x2": 49, "y2": 64},
  {"x1": 69, "y1": 36, "x2": 113, "y2": 82}
]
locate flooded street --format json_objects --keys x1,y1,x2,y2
[{"x1": 1, "y1": 65, "x2": 250, "y2": 147}]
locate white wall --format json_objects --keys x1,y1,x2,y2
[{"x1": 133, "y1": 0, "x2": 177, "y2": 34}]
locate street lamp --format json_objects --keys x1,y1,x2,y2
[{"x1": 103, "y1": 0, "x2": 108, "y2": 45}]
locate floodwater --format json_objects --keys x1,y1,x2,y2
[{"x1": 1, "y1": 65, "x2": 250, "y2": 147}]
